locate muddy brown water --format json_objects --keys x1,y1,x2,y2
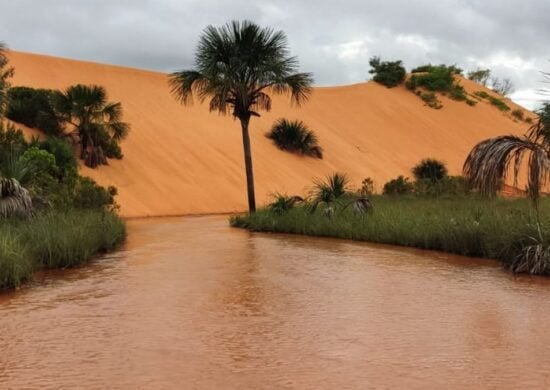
[{"x1": 1, "y1": 216, "x2": 550, "y2": 389}]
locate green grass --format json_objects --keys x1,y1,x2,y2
[
  {"x1": 231, "y1": 196, "x2": 550, "y2": 274},
  {"x1": 0, "y1": 209, "x2": 126, "y2": 290}
]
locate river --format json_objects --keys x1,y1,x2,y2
[{"x1": 1, "y1": 216, "x2": 550, "y2": 389}]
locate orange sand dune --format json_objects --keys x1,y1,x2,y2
[{"x1": 7, "y1": 51, "x2": 532, "y2": 217}]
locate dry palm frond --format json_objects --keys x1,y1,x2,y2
[
  {"x1": 464, "y1": 114, "x2": 550, "y2": 206},
  {"x1": 0, "y1": 178, "x2": 33, "y2": 218}
]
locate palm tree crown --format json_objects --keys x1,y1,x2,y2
[
  {"x1": 54, "y1": 84, "x2": 129, "y2": 168},
  {"x1": 169, "y1": 20, "x2": 313, "y2": 212},
  {"x1": 170, "y1": 20, "x2": 313, "y2": 119}
]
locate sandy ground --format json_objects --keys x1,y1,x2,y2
[{"x1": 8, "y1": 51, "x2": 531, "y2": 217}]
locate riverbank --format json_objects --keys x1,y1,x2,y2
[
  {"x1": 231, "y1": 196, "x2": 550, "y2": 275},
  {"x1": 0, "y1": 209, "x2": 126, "y2": 290}
]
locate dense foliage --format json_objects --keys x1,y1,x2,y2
[
  {"x1": 6, "y1": 87, "x2": 63, "y2": 136},
  {"x1": 412, "y1": 158, "x2": 448, "y2": 181},
  {"x1": 368, "y1": 56, "x2": 406, "y2": 88},
  {"x1": 5, "y1": 84, "x2": 129, "y2": 168},
  {"x1": 266, "y1": 118, "x2": 323, "y2": 158}
]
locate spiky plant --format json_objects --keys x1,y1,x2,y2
[
  {"x1": 463, "y1": 102, "x2": 550, "y2": 207},
  {"x1": 0, "y1": 177, "x2": 33, "y2": 218},
  {"x1": 53, "y1": 84, "x2": 129, "y2": 168},
  {"x1": 267, "y1": 118, "x2": 323, "y2": 158},
  {"x1": 169, "y1": 20, "x2": 313, "y2": 212},
  {"x1": 268, "y1": 193, "x2": 303, "y2": 215},
  {"x1": 309, "y1": 172, "x2": 349, "y2": 212}
]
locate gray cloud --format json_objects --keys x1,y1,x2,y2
[{"x1": 0, "y1": 0, "x2": 548, "y2": 108}]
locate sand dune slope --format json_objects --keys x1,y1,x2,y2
[{"x1": 8, "y1": 51, "x2": 531, "y2": 217}]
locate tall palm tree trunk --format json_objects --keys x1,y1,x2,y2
[{"x1": 239, "y1": 115, "x2": 256, "y2": 212}]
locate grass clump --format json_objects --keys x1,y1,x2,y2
[
  {"x1": 474, "y1": 90, "x2": 511, "y2": 112},
  {"x1": 267, "y1": 118, "x2": 323, "y2": 159},
  {"x1": 0, "y1": 232, "x2": 33, "y2": 289},
  {"x1": 0, "y1": 209, "x2": 126, "y2": 289}
]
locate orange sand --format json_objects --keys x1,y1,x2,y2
[{"x1": 7, "y1": 51, "x2": 531, "y2": 217}]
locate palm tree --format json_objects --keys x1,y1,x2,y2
[
  {"x1": 267, "y1": 118, "x2": 323, "y2": 158},
  {"x1": 463, "y1": 103, "x2": 550, "y2": 206},
  {"x1": 53, "y1": 84, "x2": 129, "y2": 168},
  {"x1": 0, "y1": 42, "x2": 14, "y2": 116},
  {"x1": 169, "y1": 20, "x2": 313, "y2": 212}
]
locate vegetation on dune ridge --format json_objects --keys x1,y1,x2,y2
[{"x1": 169, "y1": 20, "x2": 313, "y2": 212}]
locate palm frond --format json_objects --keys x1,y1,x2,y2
[
  {"x1": 463, "y1": 135, "x2": 550, "y2": 204},
  {"x1": 168, "y1": 20, "x2": 313, "y2": 119},
  {"x1": 0, "y1": 178, "x2": 33, "y2": 218}
]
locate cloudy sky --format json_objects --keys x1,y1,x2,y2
[{"x1": 0, "y1": 0, "x2": 548, "y2": 109}]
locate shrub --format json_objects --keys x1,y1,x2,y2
[
  {"x1": 407, "y1": 65, "x2": 468, "y2": 108},
  {"x1": 267, "y1": 118, "x2": 323, "y2": 159},
  {"x1": 359, "y1": 177, "x2": 375, "y2": 196},
  {"x1": 474, "y1": 91, "x2": 511, "y2": 112},
  {"x1": 488, "y1": 96, "x2": 510, "y2": 112},
  {"x1": 412, "y1": 158, "x2": 448, "y2": 182},
  {"x1": 512, "y1": 109, "x2": 524, "y2": 121},
  {"x1": 474, "y1": 91, "x2": 490, "y2": 99},
  {"x1": 368, "y1": 56, "x2": 406, "y2": 88},
  {"x1": 72, "y1": 177, "x2": 117, "y2": 210},
  {"x1": 420, "y1": 91, "x2": 442, "y2": 109},
  {"x1": 383, "y1": 175, "x2": 414, "y2": 195},
  {"x1": 6, "y1": 87, "x2": 63, "y2": 136},
  {"x1": 38, "y1": 137, "x2": 77, "y2": 180}
]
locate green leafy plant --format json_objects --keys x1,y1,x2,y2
[
  {"x1": 368, "y1": 56, "x2": 406, "y2": 88},
  {"x1": 267, "y1": 118, "x2": 323, "y2": 158},
  {"x1": 6, "y1": 87, "x2": 63, "y2": 136},
  {"x1": 310, "y1": 172, "x2": 349, "y2": 212},
  {"x1": 412, "y1": 158, "x2": 448, "y2": 182}
]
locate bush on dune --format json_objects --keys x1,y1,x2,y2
[
  {"x1": 267, "y1": 118, "x2": 323, "y2": 159},
  {"x1": 368, "y1": 56, "x2": 406, "y2": 88}
]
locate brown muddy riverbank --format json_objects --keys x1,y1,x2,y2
[{"x1": 1, "y1": 216, "x2": 550, "y2": 389}]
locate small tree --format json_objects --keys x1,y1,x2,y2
[
  {"x1": 491, "y1": 77, "x2": 515, "y2": 97},
  {"x1": 369, "y1": 57, "x2": 406, "y2": 88},
  {"x1": 467, "y1": 68, "x2": 491, "y2": 86}
]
